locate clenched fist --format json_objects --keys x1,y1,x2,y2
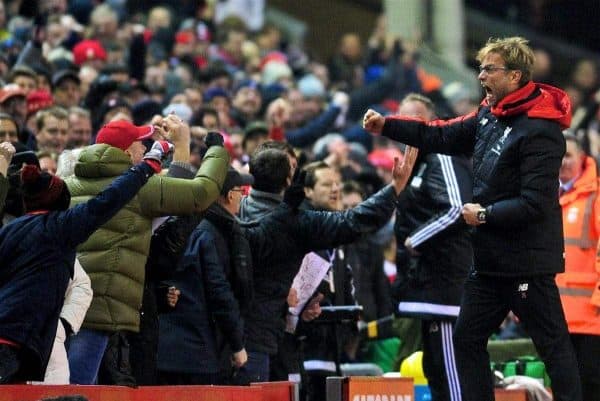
[{"x1": 362, "y1": 108, "x2": 385, "y2": 135}]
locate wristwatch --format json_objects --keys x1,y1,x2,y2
[{"x1": 476, "y1": 207, "x2": 487, "y2": 223}]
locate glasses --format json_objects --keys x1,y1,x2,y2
[
  {"x1": 0, "y1": 130, "x2": 18, "y2": 138},
  {"x1": 479, "y1": 65, "x2": 510, "y2": 74}
]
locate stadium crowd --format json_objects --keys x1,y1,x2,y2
[{"x1": 0, "y1": 1, "x2": 598, "y2": 401}]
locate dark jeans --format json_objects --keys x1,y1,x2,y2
[
  {"x1": 232, "y1": 351, "x2": 270, "y2": 385},
  {"x1": 571, "y1": 333, "x2": 600, "y2": 401},
  {"x1": 453, "y1": 272, "x2": 582, "y2": 401},
  {"x1": 0, "y1": 344, "x2": 21, "y2": 384},
  {"x1": 66, "y1": 328, "x2": 110, "y2": 384}
]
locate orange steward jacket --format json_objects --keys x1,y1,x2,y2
[{"x1": 556, "y1": 156, "x2": 600, "y2": 335}]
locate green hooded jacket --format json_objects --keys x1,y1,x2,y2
[{"x1": 65, "y1": 144, "x2": 229, "y2": 332}]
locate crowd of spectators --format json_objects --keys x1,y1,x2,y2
[{"x1": 0, "y1": 0, "x2": 599, "y2": 398}]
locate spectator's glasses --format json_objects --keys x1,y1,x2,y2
[{"x1": 479, "y1": 65, "x2": 510, "y2": 74}]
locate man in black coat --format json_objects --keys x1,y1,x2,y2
[
  {"x1": 298, "y1": 161, "x2": 362, "y2": 401},
  {"x1": 236, "y1": 142, "x2": 417, "y2": 384},
  {"x1": 363, "y1": 36, "x2": 581, "y2": 401},
  {"x1": 392, "y1": 94, "x2": 472, "y2": 401},
  {"x1": 156, "y1": 168, "x2": 253, "y2": 385}
]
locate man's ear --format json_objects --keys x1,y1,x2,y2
[
  {"x1": 123, "y1": 148, "x2": 133, "y2": 162},
  {"x1": 304, "y1": 187, "x2": 312, "y2": 199},
  {"x1": 511, "y1": 70, "x2": 523, "y2": 85}
]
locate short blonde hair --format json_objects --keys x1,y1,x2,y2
[{"x1": 477, "y1": 37, "x2": 535, "y2": 85}]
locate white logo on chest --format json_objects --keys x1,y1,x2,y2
[
  {"x1": 491, "y1": 126, "x2": 512, "y2": 155},
  {"x1": 501, "y1": 127, "x2": 512, "y2": 141}
]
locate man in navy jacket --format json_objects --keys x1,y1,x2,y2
[
  {"x1": 0, "y1": 142, "x2": 168, "y2": 383},
  {"x1": 363, "y1": 37, "x2": 581, "y2": 401}
]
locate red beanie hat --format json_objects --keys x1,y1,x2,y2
[{"x1": 21, "y1": 165, "x2": 71, "y2": 212}]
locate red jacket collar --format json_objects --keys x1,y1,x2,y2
[{"x1": 483, "y1": 81, "x2": 572, "y2": 129}]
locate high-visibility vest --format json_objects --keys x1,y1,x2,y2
[{"x1": 556, "y1": 157, "x2": 600, "y2": 335}]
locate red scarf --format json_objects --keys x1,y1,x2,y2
[{"x1": 484, "y1": 81, "x2": 572, "y2": 129}]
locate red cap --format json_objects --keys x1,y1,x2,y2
[
  {"x1": 368, "y1": 148, "x2": 403, "y2": 171},
  {"x1": 0, "y1": 84, "x2": 26, "y2": 104},
  {"x1": 73, "y1": 39, "x2": 107, "y2": 66},
  {"x1": 96, "y1": 120, "x2": 154, "y2": 151},
  {"x1": 175, "y1": 31, "x2": 195, "y2": 45},
  {"x1": 26, "y1": 89, "x2": 54, "y2": 116}
]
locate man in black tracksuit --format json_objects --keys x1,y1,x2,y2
[
  {"x1": 392, "y1": 94, "x2": 473, "y2": 401},
  {"x1": 363, "y1": 37, "x2": 582, "y2": 401}
]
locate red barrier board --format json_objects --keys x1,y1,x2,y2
[
  {"x1": 250, "y1": 381, "x2": 296, "y2": 401},
  {"x1": 345, "y1": 377, "x2": 414, "y2": 401},
  {"x1": 0, "y1": 385, "x2": 267, "y2": 401},
  {"x1": 495, "y1": 389, "x2": 528, "y2": 401}
]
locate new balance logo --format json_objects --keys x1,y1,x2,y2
[{"x1": 518, "y1": 283, "x2": 528, "y2": 299}]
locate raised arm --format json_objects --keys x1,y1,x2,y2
[
  {"x1": 58, "y1": 160, "x2": 158, "y2": 248},
  {"x1": 363, "y1": 108, "x2": 478, "y2": 155},
  {"x1": 301, "y1": 147, "x2": 418, "y2": 250},
  {"x1": 139, "y1": 130, "x2": 230, "y2": 216}
]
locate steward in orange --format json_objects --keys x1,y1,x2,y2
[{"x1": 557, "y1": 132, "x2": 600, "y2": 401}]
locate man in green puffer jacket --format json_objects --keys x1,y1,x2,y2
[{"x1": 64, "y1": 116, "x2": 229, "y2": 384}]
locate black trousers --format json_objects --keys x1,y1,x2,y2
[
  {"x1": 98, "y1": 331, "x2": 136, "y2": 387},
  {"x1": 421, "y1": 319, "x2": 462, "y2": 401},
  {"x1": 453, "y1": 272, "x2": 582, "y2": 401},
  {"x1": 571, "y1": 333, "x2": 600, "y2": 401}
]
